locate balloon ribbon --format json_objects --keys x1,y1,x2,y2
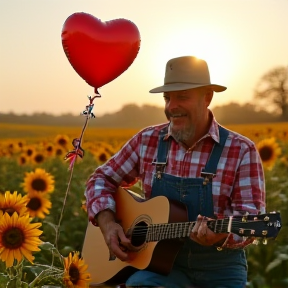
[{"x1": 64, "y1": 95, "x2": 100, "y2": 169}]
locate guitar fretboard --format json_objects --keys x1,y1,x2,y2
[{"x1": 146, "y1": 218, "x2": 231, "y2": 242}]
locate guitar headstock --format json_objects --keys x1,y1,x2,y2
[{"x1": 231, "y1": 212, "x2": 282, "y2": 239}]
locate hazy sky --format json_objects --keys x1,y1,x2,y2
[{"x1": 1, "y1": 0, "x2": 288, "y2": 116}]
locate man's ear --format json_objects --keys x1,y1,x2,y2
[{"x1": 205, "y1": 89, "x2": 214, "y2": 107}]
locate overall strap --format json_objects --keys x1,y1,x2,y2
[
  {"x1": 152, "y1": 126, "x2": 170, "y2": 179},
  {"x1": 201, "y1": 126, "x2": 229, "y2": 184}
]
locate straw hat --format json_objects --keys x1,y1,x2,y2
[{"x1": 149, "y1": 56, "x2": 226, "y2": 93}]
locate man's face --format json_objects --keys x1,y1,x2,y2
[{"x1": 164, "y1": 88, "x2": 210, "y2": 144}]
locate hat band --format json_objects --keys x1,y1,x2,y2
[{"x1": 164, "y1": 81, "x2": 211, "y2": 85}]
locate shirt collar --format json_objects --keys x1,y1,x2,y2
[{"x1": 208, "y1": 111, "x2": 220, "y2": 144}]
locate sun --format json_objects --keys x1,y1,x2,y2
[{"x1": 152, "y1": 25, "x2": 235, "y2": 86}]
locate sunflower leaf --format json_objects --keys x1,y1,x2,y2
[
  {"x1": 39, "y1": 242, "x2": 56, "y2": 251},
  {"x1": 0, "y1": 273, "x2": 9, "y2": 288},
  {"x1": 42, "y1": 221, "x2": 58, "y2": 233}
]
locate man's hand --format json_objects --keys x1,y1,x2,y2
[
  {"x1": 96, "y1": 209, "x2": 133, "y2": 261},
  {"x1": 190, "y1": 215, "x2": 228, "y2": 246}
]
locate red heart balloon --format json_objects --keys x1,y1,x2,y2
[{"x1": 61, "y1": 12, "x2": 141, "y2": 94}]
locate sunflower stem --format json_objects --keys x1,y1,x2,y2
[{"x1": 6, "y1": 260, "x2": 24, "y2": 288}]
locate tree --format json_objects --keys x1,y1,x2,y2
[{"x1": 254, "y1": 66, "x2": 288, "y2": 119}]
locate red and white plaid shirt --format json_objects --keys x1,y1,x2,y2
[{"x1": 85, "y1": 114, "x2": 266, "y2": 249}]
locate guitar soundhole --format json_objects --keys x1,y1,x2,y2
[{"x1": 131, "y1": 221, "x2": 148, "y2": 247}]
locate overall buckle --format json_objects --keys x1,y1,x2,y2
[
  {"x1": 201, "y1": 172, "x2": 216, "y2": 185},
  {"x1": 152, "y1": 161, "x2": 166, "y2": 179}
]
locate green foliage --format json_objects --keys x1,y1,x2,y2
[
  {"x1": 246, "y1": 159, "x2": 288, "y2": 287},
  {"x1": 0, "y1": 153, "x2": 97, "y2": 287},
  {"x1": 0, "y1": 154, "x2": 97, "y2": 254},
  {"x1": 22, "y1": 242, "x2": 64, "y2": 287}
]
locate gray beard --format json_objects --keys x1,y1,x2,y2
[{"x1": 170, "y1": 122, "x2": 195, "y2": 144}]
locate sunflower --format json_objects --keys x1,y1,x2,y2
[
  {"x1": 16, "y1": 140, "x2": 26, "y2": 149},
  {"x1": 26, "y1": 191, "x2": 52, "y2": 219},
  {"x1": 91, "y1": 147, "x2": 110, "y2": 164},
  {"x1": 54, "y1": 134, "x2": 70, "y2": 148},
  {"x1": 43, "y1": 142, "x2": 55, "y2": 157},
  {"x1": 54, "y1": 145, "x2": 67, "y2": 158},
  {"x1": 81, "y1": 198, "x2": 87, "y2": 213},
  {"x1": 0, "y1": 212, "x2": 42, "y2": 268},
  {"x1": 23, "y1": 145, "x2": 36, "y2": 158},
  {"x1": 22, "y1": 168, "x2": 55, "y2": 194},
  {"x1": 63, "y1": 251, "x2": 91, "y2": 288},
  {"x1": 256, "y1": 137, "x2": 282, "y2": 170},
  {"x1": 0, "y1": 191, "x2": 28, "y2": 216},
  {"x1": 5, "y1": 140, "x2": 22, "y2": 155},
  {"x1": 280, "y1": 156, "x2": 288, "y2": 167},
  {"x1": 17, "y1": 153, "x2": 30, "y2": 166},
  {"x1": 31, "y1": 152, "x2": 46, "y2": 165}
]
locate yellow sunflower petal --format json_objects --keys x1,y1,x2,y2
[
  {"x1": 13, "y1": 248, "x2": 23, "y2": 262},
  {"x1": 0, "y1": 248, "x2": 14, "y2": 268},
  {"x1": 19, "y1": 246, "x2": 35, "y2": 263}
]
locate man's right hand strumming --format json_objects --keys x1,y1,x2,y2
[{"x1": 96, "y1": 209, "x2": 132, "y2": 261}]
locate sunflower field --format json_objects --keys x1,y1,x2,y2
[{"x1": 0, "y1": 122, "x2": 287, "y2": 288}]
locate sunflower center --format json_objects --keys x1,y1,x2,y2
[
  {"x1": 27, "y1": 197, "x2": 41, "y2": 211},
  {"x1": 34, "y1": 154, "x2": 45, "y2": 163},
  {"x1": 26, "y1": 149, "x2": 33, "y2": 156},
  {"x1": 69, "y1": 263, "x2": 80, "y2": 284},
  {"x1": 99, "y1": 153, "x2": 108, "y2": 162},
  {"x1": 58, "y1": 139, "x2": 68, "y2": 146},
  {"x1": 31, "y1": 179, "x2": 47, "y2": 191},
  {"x1": 259, "y1": 146, "x2": 273, "y2": 161},
  {"x1": 1, "y1": 208, "x2": 16, "y2": 216},
  {"x1": 3, "y1": 227, "x2": 24, "y2": 249},
  {"x1": 55, "y1": 149, "x2": 63, "y2": 156},
  {"x1": 46, "y1": 146, "x2": 53, "y2": 152},
  {"x1": 20, "y1": 156, "x2": 27, "y2": 165}
]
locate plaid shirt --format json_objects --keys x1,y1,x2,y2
[{"x1": 85, "y1": 114, "x2": 266, "y2": 249}]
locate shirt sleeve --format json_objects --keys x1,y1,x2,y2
[
  {"x1": 84, "y1": 132, "x2": 141, "y2": 225},
  {"x1": 222, "y1": 142, "x2": 266, "y2": 249}
]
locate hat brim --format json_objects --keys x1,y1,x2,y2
[{"x1": 149, "y1": 83, "x2": 227, "y2": 93}]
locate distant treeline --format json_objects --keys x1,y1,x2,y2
[{"x1": 0, "y1": 102, "x2": 285, "y2": 128}]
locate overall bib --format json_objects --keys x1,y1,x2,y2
[{"x1": 126, "y1": 126, "x2": 247, "y2": 288}]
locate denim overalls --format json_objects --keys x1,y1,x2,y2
[{"x1": 126, "y1": 126, "x2": 247, "y2": 288}]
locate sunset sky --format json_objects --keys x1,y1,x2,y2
[{"x1": 1, "y1": 0, "x2": 288, "y2": 117}]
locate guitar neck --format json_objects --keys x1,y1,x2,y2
[{"x1": 146, "y1": 218, "x2": 231, "y2": 242}]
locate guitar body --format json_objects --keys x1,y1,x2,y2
[{"x1": 82, "y1": 187, "x2": 188, "y2": 285}]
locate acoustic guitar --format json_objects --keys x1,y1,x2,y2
[{"x1": 82, "y1": 187, "x2": 281, "y2": 286}]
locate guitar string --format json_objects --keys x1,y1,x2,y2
[
  {"x1": 129, "y1": 225, "x2": 277, "y2": 234},
  {"x1": 128, "y1": 221, "x2": 279, "y2": 238}
]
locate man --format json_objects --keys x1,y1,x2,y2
[{"x1": 85, "y1": 56, "x2": 266, "y2": 288}]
